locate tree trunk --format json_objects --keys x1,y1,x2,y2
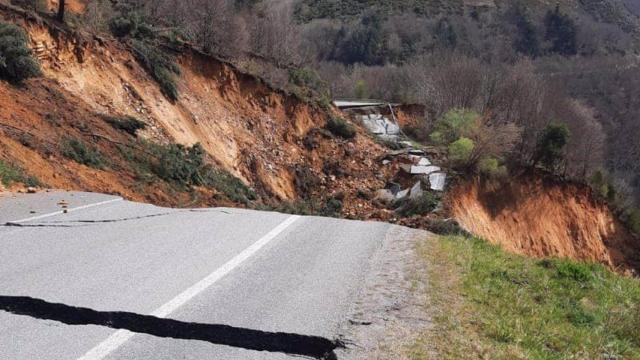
[{"x1": 57, "y1": 0, "x2": 65, "y2": 22}]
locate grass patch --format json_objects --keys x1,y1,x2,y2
[
  {"x1": 415, "y1": 235, "x2": 640, "y2": 359},
  {"x1": 103, "y1": 115, "x2": 146, "y2": 136},
  {"x1": 326, "y1": 116, "x2": 356, "y2": 139},
  {"x1": 205, "y1": 168, "x2": 257, "y2": 205},
  {"x1": 394, "y1": 192, "x2": 439, "y2": 217},
  {"x1": 0, "y1": 160, "x2": 40, "y2": 187},
  {"x1": 258, "y1": 197, "x2": 343, "y2": 217},
  {"x1": 130, "y1": 39, "x2": 180, "y2": 101},
  {"x1": 120, "y1": 141, "x2": 256, "y2": 204},
  {"x1": 61, "y1": 138, "x2": 106, "y2": 169}
]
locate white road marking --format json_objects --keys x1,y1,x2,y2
[
  {"x1": 7, "y1": 198, "x2": 124, "y2": 224},
  {"x1": 77, "y1": 214, "x2": 301, "y2": 360}
]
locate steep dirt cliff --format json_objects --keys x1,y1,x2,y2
[
  {"x1": 0, "y1": 7, "x2": 388, "y2": 212},
  {"x1": 449, "y1": 175, "x2": 640, "y2": 273}
]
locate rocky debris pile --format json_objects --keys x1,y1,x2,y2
[
  {"x1": 335, "y1": 103, "x2": 448, "y2": 219},
  {"x1": 376, "y1": 146, "x2": 447, "y2": 205},
  {"x1": 360, "y1": 114, "x2": 400, "y2": 141}
]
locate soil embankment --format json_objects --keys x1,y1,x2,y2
[{"x1": 450, "y1": 175, "x2": 640, "y2": 273}]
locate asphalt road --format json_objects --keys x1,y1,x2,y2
[{"x1": 0, "y1": 191, "x2": 416, "y2": 359}]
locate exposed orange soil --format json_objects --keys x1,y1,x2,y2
[
  {"x1": 449, "y1": 176, "x2": 640, "y2": 274},
  {"x1": 45, "y1": 0, "x2": 85, "y2": 14},
  {"x1": 0, "y1": 8, "x2": 389, "y2": 213},
  {"x1": 389, "y1": 104, "x2": 426, "y2": 128},
  {"x1": 0, "y1": 78, "x2": 187, "y2": 205}
]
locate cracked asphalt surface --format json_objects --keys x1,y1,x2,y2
[{"x1": 0, "y1": 191, "x2": 428, "y2": 359}]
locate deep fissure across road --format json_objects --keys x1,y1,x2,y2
[{"x1": 0, "y1": 296, "x2": 344, "y2": 359}]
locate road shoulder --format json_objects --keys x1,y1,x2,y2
[{"x1": 336, "y1": 225, "x2": 434, "y2": 359}]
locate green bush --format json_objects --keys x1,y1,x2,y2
[
  {"x1": 326, "y1": 116, "x2": 356, "y2": 139},
  {"x1": 62, "y1": 138, "x2": 106, "y2": 169},
  {"x1": 262, "y1": 200, "x2": 318, "y2": 216},
  {"x1": 544, "y1": 5, "x2": 578, "y2": 56},
  {"x1": 322, "y1": 197, "x2": 343, "y2": 217},
  {"x1": 288, "y1": 67, "x2": 331, "y2": 107},
  {"x1": 395, "y1": 192, "x2": 439, "y2": 217},
  {"x1": 448, "y1": 137, "x2": 474, "y2": 166},
  {"x1": 130, "y1": 39, "x2": 180, "y2": 101},
  {"x1": 0, "y1": 160, "x2": 40, "y2": 187},
  {"x1": 551, "y1": 260, "x2": 594, "y2": 283},
  {"x1": 122, "y1": 141, "x2": 256, "y2": 203},
  {"x1": 103, "y1": 115, "x2": 146, "y2": 136},
  {"x1": 204, "y1": 168, "x2": 257, "y2": 205},
  {"x1": 403, "y1": 125, "x2": 430, "y2": 143},
  {"x1": 534, "y1": 122, "x2": 570, "y2": 171},
  {"x1": 353, "y1": 79, "x2": 369, "y2": 99},
  {"x1": 589, "y1": 170, "x2": 617, "y2": 203},
  {"x1": 0, "y1": 22, "x2": 41, "y2": 83},
  {"x1": 109, "y1": 12, "x2": 154, "y2": 39},
  {"x1": 149, "y1": 142, "x2": 206, "y2": 186},
  {"x1": 478, "y1": 157, "x2": 507, "y2": 177},
  {"x1": 424, "y1": 218, "x2": 468, "y2": 236},
  {"x1": 289, "y1": 67, "x2": 325, "y2": 92},
  {"x1": 429, "y1": 109, "x2": 479, "y2": 145},
  {"x1": 261, "y1": 197, "x2": 343, "y2": 217},
  {"x1": 626, "y1": 208, "x2": 640, "y2": 235}
]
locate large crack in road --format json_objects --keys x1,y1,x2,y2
[{"x1": 0, "y1": 296, "x2": 344, "y2": 360}]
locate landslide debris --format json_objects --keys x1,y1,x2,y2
[{"x1": 0, "y1": 5, "x2": 390, "y2": 215}]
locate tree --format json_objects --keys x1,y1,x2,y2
[
  {"x1": 57, "y1": 0, "x2": 66, "y2": 22},
  {"x1": 332, "y1": 13, "x2": 387, "y2": 65},
  {"x1": 511, "y1": 4, "x2": 539, "y2": 57},
  {"x1": 353, "y1": 80, "x2": 369, "y2": 99},
  {"x1": 434, "y1": 18, "x2": 457, "y2": 49},
  {"x1": 251, "y1": 2, "x2": 303, "y2": 66},
  {"x1": 193, "y1": 0, "x2": 247, "y2": 57},
  {"x1": 544, "y1": 5, "x2": 577, "y2": 56},
  {"x1": 430, "y1": 109, "x2": 520, "y2": 172},
  {"x1": 534, "y1": 122, "x2": 570, "y2": 172}
]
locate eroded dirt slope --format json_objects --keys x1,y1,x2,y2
[
  {"x1": 0, "y1": 7, "x2": 389, "y2": 213},
  {"x1": 450, "y1": 175, "x2": 640, "y2": 273}
]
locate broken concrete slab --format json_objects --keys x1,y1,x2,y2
[
  {"x1": 401, "y1": 164, "x2": 442, "y2": 175},
  {"x1": 417, "y1": 157, "x2": 431, "y2": 166},
  {"x1": 395, "y1": 188, "x2": 409, "y2": 200},
  {"x1": 429, "y1": 172, "x2": 447, "y2": 191},
  {"x1": 409, "y1": 181, "x2": 423, "y2": 200},
  {"x1": 361, "y1": 114, "x2": 400, "y2": 136},
  {"x1": 407, "y1": 155, "x2": 431, "y2": 166}
]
